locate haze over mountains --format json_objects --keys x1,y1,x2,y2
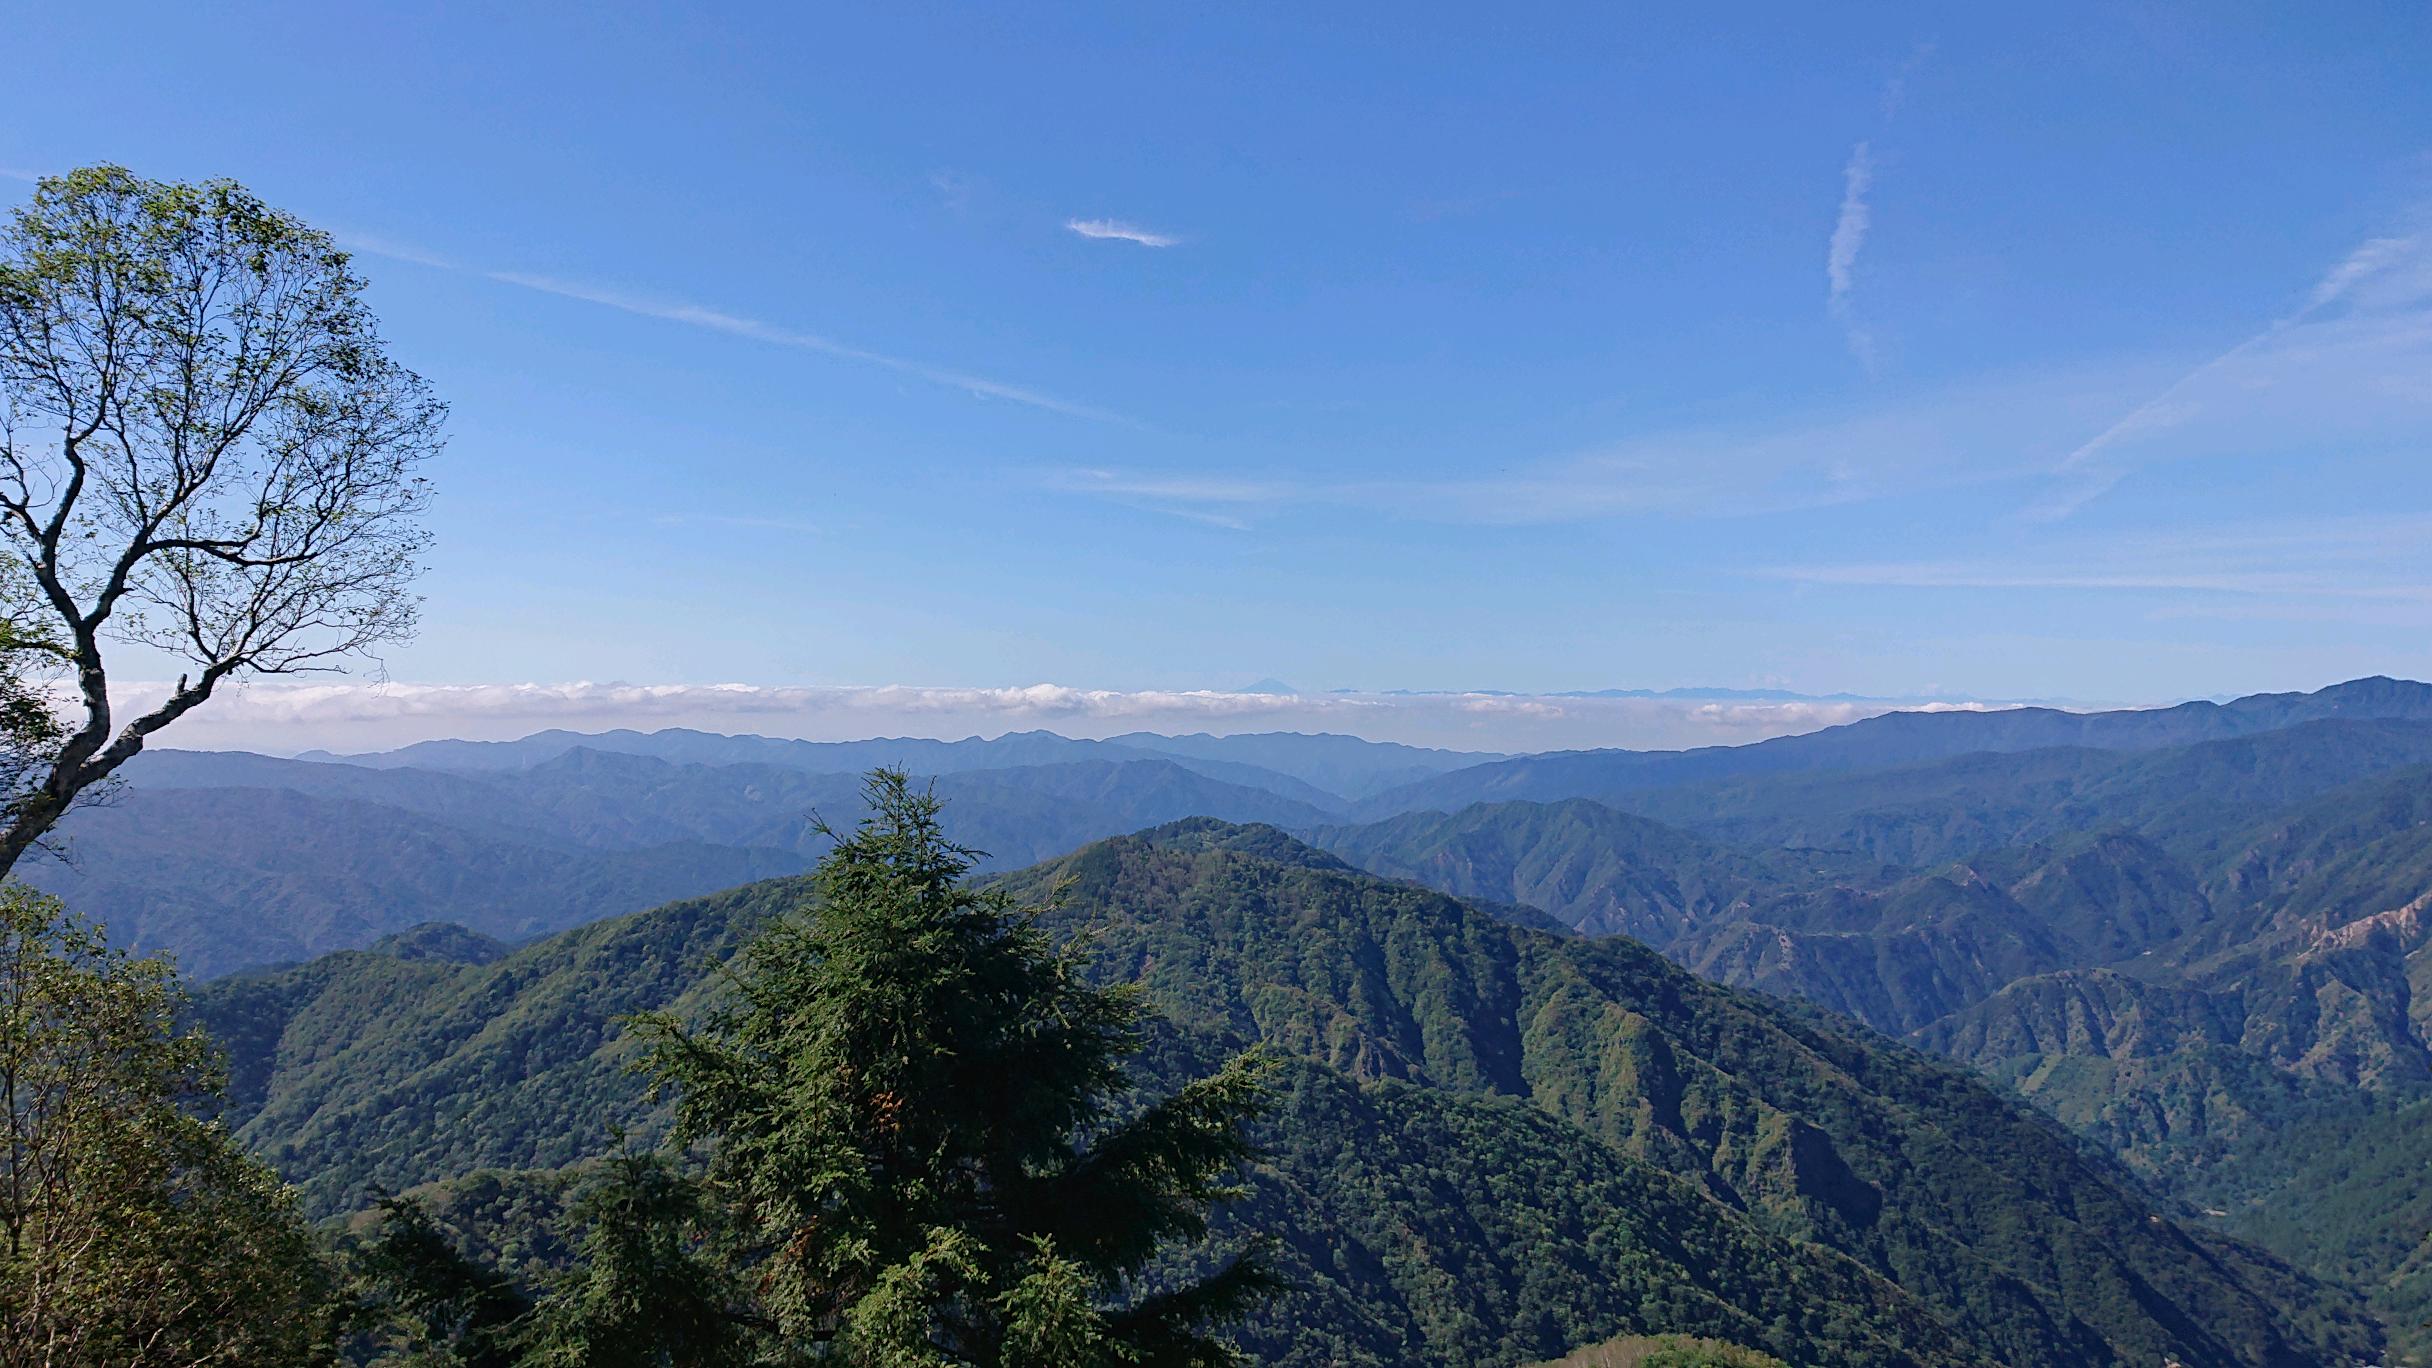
[
  {"x1": 35, "y1": 674, "x2": 2432, "y2": 1360},
  {"x1": 37, "y1": 677, "x2": 2432, "y2": 978},
  {"x1": 305, "y1": 725, "x2": 1494, "y2": 802}
]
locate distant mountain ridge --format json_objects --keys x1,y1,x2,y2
[
  {"x1": 1361, "y1": 676, "x2": 2432, "y2": 816},
  {"x1": 36, "y1": 676, "x2": 2432, "y2": 988},
  {"x1": 22, "y1": 785, "x2": 804, "y2": 978},
  {"x1": 248, "y1": 676, "x2": 2432, "y2": 824},
  {"x1": 30, "y1": 749, "x2": 1339, "y2": 976},
  {"x1": 303, "y1": 725, "x2": 1492, "y2": 805}
]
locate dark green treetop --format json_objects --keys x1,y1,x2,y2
[
  {"x1": 634, "y1": 769, "x2": 1273, "y2": 1365},
  {"x1": 511, "y1": 1149, "x2": 747, "y2": 1368}
]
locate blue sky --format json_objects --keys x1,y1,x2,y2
[{"x1": 8, "y1": 4, "x2": 2432, "y2": 749}]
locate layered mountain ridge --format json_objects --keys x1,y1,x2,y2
[
  {"x1": 196, "y1": 821, "x2": 2372, "y2": 1367},
  {"x1": 33, "y1": 675, "x2": 2432, "y2": 1358}
]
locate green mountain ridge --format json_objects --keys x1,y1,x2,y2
[
  {"x1": 1310, "y1": 799, "x2": 1882, "y2": 941},
  {"x1": 1311, "y1": 729, "x2": 2432, "y2": 1357},
  {"x1": 197, "y1": 821, "x2": 2376, "y2": 1367}
]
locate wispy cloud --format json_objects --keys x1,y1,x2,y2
[
  {"x1": 1059, "y1": 230, "x2": 2432, "y2": 527},
  {"x1": 339, "y1": 234, "x2": 1133, "y2": 425},
  {"x1": 1822, "y1": 45, "x2": 1931, "y2": 368},
  {"x1": 1066, "y1": 218, "x2": 1181, "y2": 248},
  {"x1": 1879, "y1": 42, "x2": 1936, "y2": 120},
  {"x1": 1052, "y1": 469, "x2": 1294, "y2": 504},
  {"x1": 2307, "y1": 233, "x2": 2422, "y2": 310},
  {"x1": 2034, "y1": 219, "x2": 2432, "y2": 519},
  {"x1": 1046, "y1": 469, "x2": 1294, "y2": 530},
  {"x1": 928, "y1": 169, "x2": 975, "y2": 213},
  {"x1": 1827, "y1": 142, "x2": 1877, "y2": 368},
  {"x1": 331, "y1": 228, "x2": 462, "y2": 271},
  {"x1": 652, "y1": 512, "x2": 823, "y2": 537},
  {"x1": 1762, "y1": 512, "x2": 2432, "y2": 607},
  {"x1": 1771, "y1": 563, "x2": 2432, "y2": 600},
  {"x1": 1051, "y1": 363, "x2": 2153, "y2": 528}
]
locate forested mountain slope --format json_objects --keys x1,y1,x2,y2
[
  {"x1": 1310, "y1": 799, "x2": 1885, "y2": 940},
  {"x1": 197, "y1": 823, "x2": 2375, "y2": 1368},
  {"x1": 1319, "y1": 765, "x2": 2432, "y2": 1135},
  {"x1": 1315, "y1": 804, "x2": 2212, "y2": 1034},
  {"x1": 1316, "y1": 716, "x2": 2432, "y2": 1357}
]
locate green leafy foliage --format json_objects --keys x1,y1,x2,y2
[
  {"x1": 0, "y1": 610, "x2": 65, "y2": 841},
  {"x1": 0, "y1": 884, "x2": 337, "y2": 1366},
  {"x1": 0, "y1": 164, "x2": 442, "y2": 881}
]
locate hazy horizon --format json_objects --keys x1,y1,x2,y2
[{"x1": 114, "y1": 674, "x2": 2335, "y2": 757}]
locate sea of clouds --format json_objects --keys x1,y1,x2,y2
[{"x1": 109, "y1": 679, "x2": 2034, "y2": 756}]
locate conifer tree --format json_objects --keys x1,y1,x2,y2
[
  {"x1": 514, "y1": 1150, "x2": 748, "y2": 1367},
  {"x1": 345, "y1": 1194, "x2": 532, "y2": 1367},
  {"x1": 637, "y1": 769, "x2": 1273, "y2": 1365}
]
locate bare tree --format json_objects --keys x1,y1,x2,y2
[{"x1": 0, "y1": 165, "x2": 442, "y2": 878}]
